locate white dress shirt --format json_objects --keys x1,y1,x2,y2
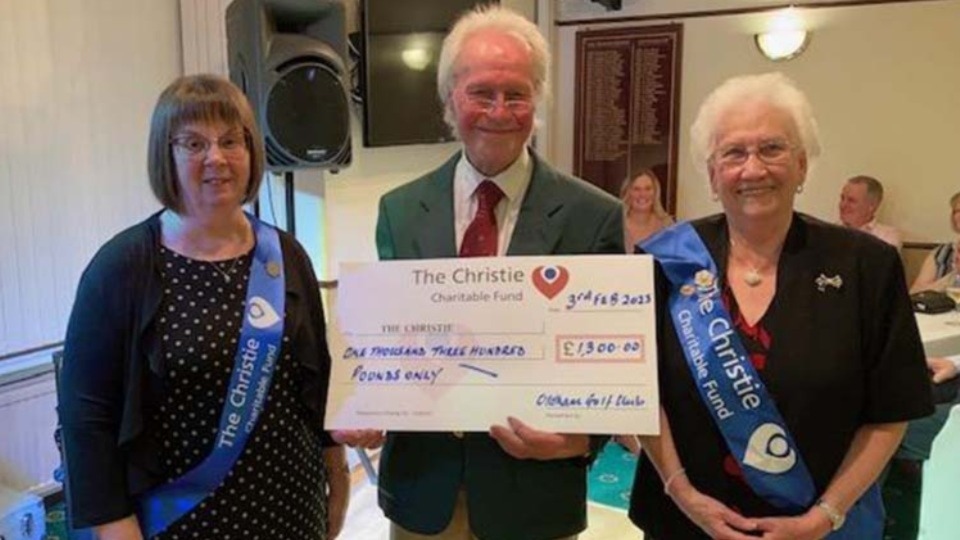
[
  {"x1": 860, "y1": 219, "x2": 903, "y2": 251},
  {"x1": 453, "y1": 149, "x2": 532, "y2": 256}
]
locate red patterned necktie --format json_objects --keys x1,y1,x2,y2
[{"x1": 459, "y1": 180, "x2": 504, "y2": 257}]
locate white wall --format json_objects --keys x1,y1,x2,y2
[
  {"x1": 0, "y1": 0, "x2": 180, "y2": 357},
  {"x1": 552, "y1": 0, "x2": 960, "y2": 242}
]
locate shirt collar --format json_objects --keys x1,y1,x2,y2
[{"x1": 456, "y1": 148, "x2": 532, "y2": 203}]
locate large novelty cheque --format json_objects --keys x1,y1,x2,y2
[{"x1": 325, "y1": 255, "x2": 660, "y2": 434}]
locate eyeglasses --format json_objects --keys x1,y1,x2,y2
[
  {"x1": 711, "y1": 139, "x2": 794, "y2": 169},
  {"x1": 461, "y1": 89, "x2": 535, "y2": 114},
  {"x1": 170, "y1": 131, "x2": 248, "y2": 160}
]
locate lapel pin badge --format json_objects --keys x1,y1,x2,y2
[
  {"x1": 815, "y1": 273, "x2": 843, "y2": 292},
  {"x1": 267, "y1": 261, "x2": 281, "y2": 278}
]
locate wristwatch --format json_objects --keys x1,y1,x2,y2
[{"x1": 815, "y1": 499, "x2": 846, "y2": 531}]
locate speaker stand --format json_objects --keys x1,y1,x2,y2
[{"x1": 284, "y1": 171, "x2": 296, "y2": 237}]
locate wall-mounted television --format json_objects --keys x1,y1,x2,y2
[{"x1": 361, "y1": 0, "x2": 497, "y2": 147}]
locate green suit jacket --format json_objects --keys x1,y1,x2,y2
[{"x1": 374, "y1": 150, "x2": 624, "y2": 540}]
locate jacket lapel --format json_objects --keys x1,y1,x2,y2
[
  {"x1": 508, "y1": 152, "x2": 565, "y2": 256},
  {"x1": 413, "y1": 154, "x2": 458, "y2": 259}
]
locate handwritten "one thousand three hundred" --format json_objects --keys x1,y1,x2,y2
[{"x1": 344, "y1": 344, "x2": 527, "y2": 359}]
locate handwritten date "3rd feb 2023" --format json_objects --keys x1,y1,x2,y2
[{"x1": 565, "y1": 290, "x2": 652, "y2": 310}]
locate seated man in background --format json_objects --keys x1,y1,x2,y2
[{"x1": 840, "y1": 175, "x2": 903, "y2": 250}]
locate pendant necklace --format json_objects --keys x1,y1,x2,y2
[
  {"x1": 208, "y1": 257, "x2": 242, "y2": 283},
  {"x1": 742, "y1": 265, "x2": 763, "y2": 287},
  {"x1": 162, "y1": 210, "x2": 249, "y2": 283},
  {"x1": 729, "y1": 238, "x2": 765, "y2": 288}
]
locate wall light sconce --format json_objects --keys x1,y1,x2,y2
[
  {"x1": 755, "y1": 7, "x2": 810, "y2": 61},
  {"x1": 401, "y1": 47, "x2": 431, "y2": 71}
]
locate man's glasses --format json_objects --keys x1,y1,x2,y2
[
  {"x1": 462, "y1": 89, "x2": 534, "y2": 114},
  {"x1": 711, "y1": 139, "x2": 794, "y2": 169},
  {"x1": 170, "y1": 131, "x2": 249, "y2": 160}
]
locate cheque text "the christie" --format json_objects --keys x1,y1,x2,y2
[{"x1": 412, "y1": 266, "x2": 525, "y2": 285}]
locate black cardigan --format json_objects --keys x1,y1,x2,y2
[{"x1": 58, "y1": 212, "x2": 336, "y2": 528}]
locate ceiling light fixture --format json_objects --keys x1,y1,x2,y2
[{"x1": 755, "y1": 7, "x2": 810, "y2": 61}]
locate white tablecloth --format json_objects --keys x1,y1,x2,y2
[{"x1": 917, "y1": 313, "x2": 960, "y2": 357}]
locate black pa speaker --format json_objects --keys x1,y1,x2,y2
[{"x1": 227, "y1": 0, "x2": 351, "y2": 171}]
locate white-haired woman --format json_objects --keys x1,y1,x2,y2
[
  {"x1": 910, "y1": 191, "x2": 960, "y2": 293},
  {"x1": 631, "y1": 73, "x2": 932, "y2": 539},
  {"x1": 621, "y1": 168, "x2": 674, "y2": 252}
]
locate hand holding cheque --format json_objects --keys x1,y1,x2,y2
[{"x1": 326, "y1": 255, "x2": 660, "y2": 445}]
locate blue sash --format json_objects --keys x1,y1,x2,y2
[
  {"x1": 642, "y1": 222, "x2": 882, "y2": 538},
  {"x1": 138, "y1": 215, "x2": 285, "y2": 537}
]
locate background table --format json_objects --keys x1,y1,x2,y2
[{"x1": 917, "y1": 313, "x2": 960, "y2": 357}]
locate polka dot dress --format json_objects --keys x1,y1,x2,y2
[{"x1": 151, "y1": 247, "x2": 327, "y2": 540}]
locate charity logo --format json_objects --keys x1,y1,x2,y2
[
  {"x1": 531, "y1": 265, "x2": 570, "y2": 299},
  {"x1": 742, "y1": 423, "x2": 797, "y2": 474},
  {"x1": 248, "y1": 296, "x2": 281, "y2": 329}
]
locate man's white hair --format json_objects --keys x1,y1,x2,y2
[{"x1": 436, "y1": 4, "x2": 550, "y2": 138}]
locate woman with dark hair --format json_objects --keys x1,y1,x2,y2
[{"x1": 59, "y1": 74, "x2": 348, "y2": 540}]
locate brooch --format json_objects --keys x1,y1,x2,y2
[{"x1": 815, "y1": 273, "x2": 843, "y2": 292}]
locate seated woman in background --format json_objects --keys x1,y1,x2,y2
[
  {"x1": 621, "y1": 168, "x2": 674, "y2": 252},
  {"x1": 59, "y1": 74, "x2": 348, "y2": 540},
  {"x1": 910, "y1": 190, "x2": 960, "y2": 293}
]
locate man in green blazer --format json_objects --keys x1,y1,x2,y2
[{"x1": 338, "y1": 5, "x2": 623, "y2": 540}]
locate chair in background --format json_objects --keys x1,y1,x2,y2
[
  {"x1": 917, "y1": 404, "x2": 960, "y2": 539},
  {"x1": 901, "y1": 242, "x2": 937, "y2": 288}
]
